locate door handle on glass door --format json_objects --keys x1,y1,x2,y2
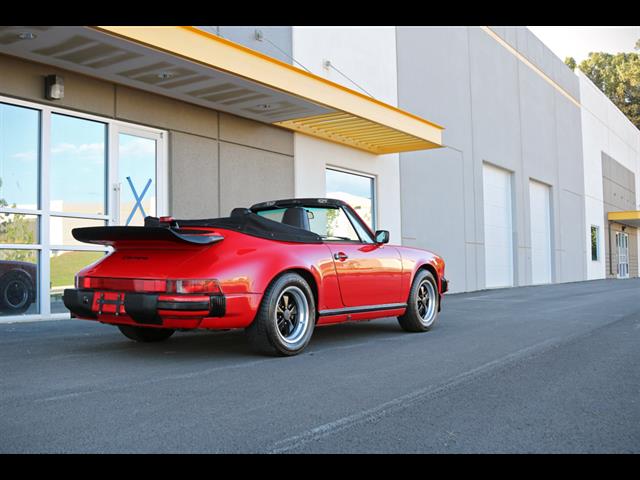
[{"x1": 112, "y1": 182, "x2": 121, "y2": 225}]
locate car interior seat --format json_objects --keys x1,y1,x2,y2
[{"x1": 281, "y1": 207, "x2": 311, "y2": 231}]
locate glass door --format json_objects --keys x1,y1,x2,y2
[
  {"x1": 617, "y1": 232, "x2": 629, "y2": 279},
  {"x1": 110, "y1": 127, "x2": 166, "y2": 227}
]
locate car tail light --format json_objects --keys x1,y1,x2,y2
[
  {"x1": 76, "y1": 276, "x2": 221, "y2": 294},
  {"x1": 76, "y1": 276, "x2": 167, "y2": 293},
  {"x1": 166, "y1": 279, "x2": 221, "y2": 294}
]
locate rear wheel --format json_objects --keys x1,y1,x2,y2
[
  {"x1": 397, "y1": 269, "x2": 439, "y2": 332},
  {"x1": 246, "y1": 273, "x2": 315, "y2": 356},
  {"x1": 117, "y1": 325, "x2": 175, "y2": 342}
]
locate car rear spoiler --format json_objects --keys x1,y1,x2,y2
[{"x1": 72, "y1": 226, "x2": 225, "y2": 246}]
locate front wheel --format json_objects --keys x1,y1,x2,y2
[
  {"x1": 397, "y1": 269, "x2": 440, "y2": 332},
  {"x1": 246, "y1": 273, "x2": 316, "y2": 356},
  {"x1": 117, "y1": 325, "x2": 175, "y2": 342}
]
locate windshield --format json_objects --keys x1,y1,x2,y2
[{"x1": 255, "y1": 206, "x2": 372, "y2": 242}]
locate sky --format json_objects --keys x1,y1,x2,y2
[{"x1": 527, "y1": 26, "x2": 640, "y2": 63}]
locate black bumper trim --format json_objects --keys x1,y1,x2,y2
[
  {"x1": 63, "y1": 289, "x2": 97, "y2": 319},
  {"x1": 124, "y1": 293, "x2": 161, "y2": 325},
  {"x1": 62, "y1": 289, "x2": 226, "y2": 324},
  {"x1": 318, "y1": 302, "x2": 407, "y2": 317},
  {"x1": 441, "y1": 277, "x2": 449, "y2": 294}
]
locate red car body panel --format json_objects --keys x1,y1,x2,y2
[{"x1": 65, "y1": 199, "x2": 446, "y2": 331}]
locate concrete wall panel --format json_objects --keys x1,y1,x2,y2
[
  {"x1": 170, "y1": 132, "x2": 219, "y2": 218},
  {"x1": 400, "y1": 148, "x2": 467, "y2": 292},
  {"x1": 219, "y1": 142, "x2": 294, "y2": 216},
  {"x1": 219, "y1": 112, "x2": 293, "y2": 156}
]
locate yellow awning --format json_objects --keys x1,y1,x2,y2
[
  {"x1": 93, "y1": 26, "x2": 444, "y2": 154},
  {"x1": 608, "y1": 211, "x2": 640, "y2": 228}
]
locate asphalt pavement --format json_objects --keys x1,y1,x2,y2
[{"x1": 1, "y1": 278, "x2": 639, "y2": 453}]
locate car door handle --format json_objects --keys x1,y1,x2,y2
[{"x1": 333, "y1": 252, "x2": 348, "y2": 261}]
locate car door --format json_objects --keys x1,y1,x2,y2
[
  {"x1": 327, "y1": 241, "x2": 403, "y2": 307},
  {"x1": 318, "y1": 204, "x2": 403, "y2": 307}
]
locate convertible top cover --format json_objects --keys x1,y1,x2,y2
[{"x1": 148, "y1": 210, "x2": 324, "y2": 244}]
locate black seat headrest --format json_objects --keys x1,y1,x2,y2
[
  {"x1": 281, "y1": 207, "x2": 310, "y2": 231},
  {"x1": 230, "y1": 207, "x2": 251, "y2": 218}
]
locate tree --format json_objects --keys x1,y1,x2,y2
[
  {"x1": 564, "y1": 56, "x2": 576, "y2": 71},
  {"x1": 576, "y1": 50, "x2": 640, "y2": 130}
]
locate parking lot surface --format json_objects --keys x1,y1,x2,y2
[{"x1": 1, "y1": 278, "x2": 639, "y2": 453}]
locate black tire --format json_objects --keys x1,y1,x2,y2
[
  {"x1": 117, "y1": 325, "x2": 175, "y2": 342},
  {"x1": 0, "y1": 271, "x2": 34, "y2": 314},
  {"x1": 246, "y1": 272, "x2": 316, "y2": 356},
  {"x1": 397, "y1": 269, "x2": 440, "y2": 332}
]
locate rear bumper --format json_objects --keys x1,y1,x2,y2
[
  {"x1": 63, "y1": 288, "x2": 226, "y2": 325},
  {"x1": 440, "y1": 277, "x2": 449, "y2": 294}
]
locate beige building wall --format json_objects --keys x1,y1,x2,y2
[{"x1": 0, "y1": 53, "x2": 295, "y2": 219}]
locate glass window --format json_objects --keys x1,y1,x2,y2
[
  {"x1": 326, "y1": 168, "x2": 375, "y2": 230},
  {"x1": 0, "y1": 103, "x2": 40, "y2": 209},
  {"x1": 49, "y1": 217, "x2": 105, "y2": 246},
  {"x1": 119, "y1": 134, "x2": 157, "y2": 226},
  {"x1": 50, "y1": 113, "x2": 106, "y2": 215},
  {"x1": 50, "y1": 250, "x2": 105, "y2": 314},
  {"x1": 0, "y1": 249, "x2": 39, "y2": 316},
  {"x1": 591, "y1": 225, "x2": 599, "y2": 261},
  {"x1": 0, "y1": 213, "x2": 39, "y2": 244},
  {"x1": 256, "y1": 208, "x2": 286, "y2": 223},
  {"x1": 0, "y1": 97, "x2": 165, "y2": 319},
  {"x1": 344, "y1": 207, "x2": 375, "y2": 243},
  {"x1": 308, "y1": 207, "x2": 359, "y2": 241},
  {"x1": 256, "y1": 206, "x2": 368, "y2": 242}
]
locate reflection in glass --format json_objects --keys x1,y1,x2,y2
[
  {"x1": 0, "y1": 213, "x2": 38, "y2": 244},
  {"x1": 119, "y1": 134, "x2": 156, "y2": 226},
  {"x1": 256, "y1": 208, "x2": 286, "y2": 223},
  {"x1": 49, "y1": 217, "x2": 105, "y2": 246},
  {"x1": 0, "y1": 103, "x2": 40, "y2": 209},
  {"x1": 325, "y1": 168, "x2": 375, "y2": 229},
  {"x1": 310, "y1": 207, "x2": 359, "y2": 241},
  {"x1": 50, "y1": 113, "x2": 106, "y2": 215},
  {"x1": 50, "y1": 250, "x2": 105, "y2": 314},
  {"x1": 0, "y1": 248, "x2": 38, "y2": 316}
]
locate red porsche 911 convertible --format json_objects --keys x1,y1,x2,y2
[{"x1": 64, "y1": 198, "x2": 448, "y2": 356}]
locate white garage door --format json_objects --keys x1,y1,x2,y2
[
  {"x1": 483, "y1": 164, "x2": 514, "y2": 288},
  {"x1": 529, "y1": 180, "x2": 552, "y2": 284}
]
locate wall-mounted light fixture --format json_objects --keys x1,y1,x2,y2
[{"x1": 44, "y1": 74, "x2": 64, "y2": 100}]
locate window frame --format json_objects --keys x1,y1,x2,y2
[
  {"x1": 0, "y1": 95, "x2": 168, "y2": 323},
  {"x1": 325, "y1": 166, "x2": 377, "y2": 232}
]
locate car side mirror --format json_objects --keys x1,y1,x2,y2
[{"x1": 375, "y1": 230, "x2": 389, "y2": 244}]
